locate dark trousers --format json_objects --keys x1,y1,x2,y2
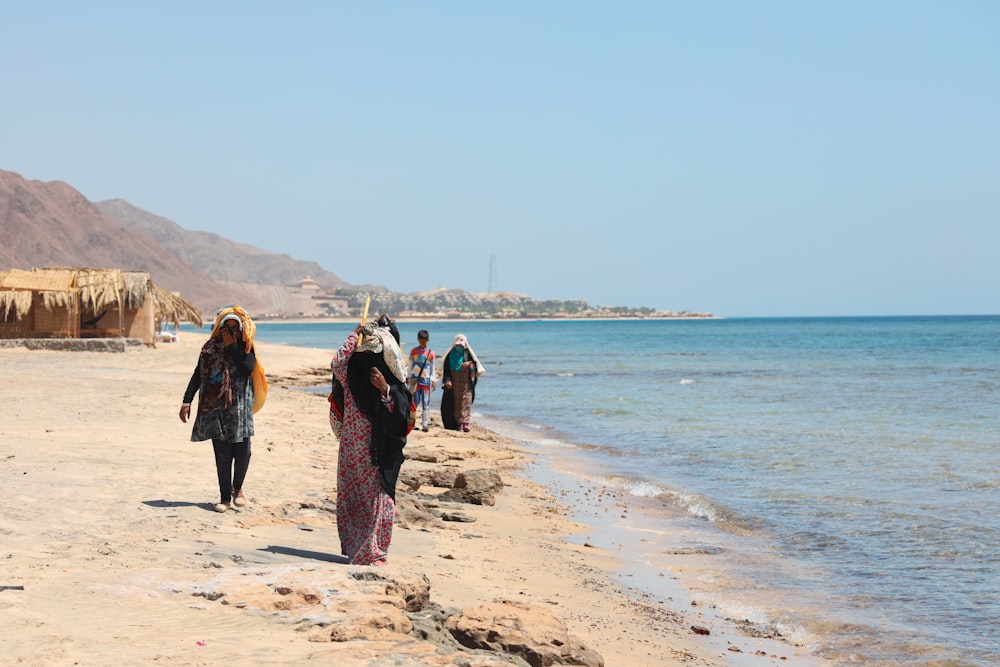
[{"x1": 212, "y1": 437, "x2": 251, "y2": 504}]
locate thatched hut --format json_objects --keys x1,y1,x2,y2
[
  {"x1": 152, "y1": 286, "x2": 204, "y2": 331},
  {"x1": 0, "y1": 267, "x2": 202, "y2": 346},
  {"x1": 0, "y1": 268, "x2": 80, "y2": 339}
]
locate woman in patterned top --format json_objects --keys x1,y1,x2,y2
[
  {"x1": 330, "y1": 315, "x2": 411, "y2": 565},
  {"x1": 180, "y1": 305, "x2": 267, "y2": 513}
]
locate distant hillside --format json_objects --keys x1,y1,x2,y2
[
  {"x1": 1, "y1": 168, "x2": 705, "y2": 320},
  {"x1": 0, "y1": 169, "x2": 234, "y2": 309},
  {"x1": 0, "y1": 169, "x2": 355, "y2": 316},
  {"x1": 95, "y1": 199, "x2": 349, "y2": 289}
]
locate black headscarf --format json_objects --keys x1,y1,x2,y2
[{"x1": 343, "y1": 318, "x2": 411, "y2": 499}]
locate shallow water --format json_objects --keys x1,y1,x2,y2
[{"x1": 247, "y1": 316, "x2": 1000, "y2": 666}]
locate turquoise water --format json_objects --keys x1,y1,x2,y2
[{"x1": 247, "y1": 316, "x2": 1000, "y2": 665}]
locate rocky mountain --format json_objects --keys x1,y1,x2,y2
[
  {"x1": 94, "y1": 199, "x2": 349, "y2": 290},
  {"x1": 0, "y1": 169, "x2": 233, "y2": 308},
  {"x1": 0, "y1": 169, "x2": 354, "y2": 316},
  {"x1": 2, "y1": 168, "x2": 699, "y2": 319}
]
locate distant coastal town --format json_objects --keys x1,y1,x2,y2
[{"x1": 257, "y1": 279, "x2": 713, "y2": 321}]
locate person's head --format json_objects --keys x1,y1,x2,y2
[
  {"x1": 417, "y1": 330, "x2": 429, "y2": 348},
  {"x1": 220, "y1": 314, "x2": 242, "y2": 335},
  {"x1": 211, "y1": 305, "x2": 250, "y2": 341},
  {"x1": 453, "y1": 334, "x2": 468, "y2": 348},
  {"x1": 376, "y1": 313, "x2": 400, "y2": 345},
  {"x1": 349, "y1": 319, "x2": 408, "y2": 417}
]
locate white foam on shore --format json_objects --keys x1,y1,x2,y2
[{"x1": 477, "y1": 412, "x2": 831, "y2": 667}]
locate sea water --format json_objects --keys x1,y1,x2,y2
[{"x1": 246, "y1": 316, "x2": 1000, "y2": 666}]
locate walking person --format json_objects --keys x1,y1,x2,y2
[
  {"x1": 441, "y1": 334, "x2": 485, "y2": 432},
  {"x1": 407, "y1": 330, "x2": 436, "y2": 432},
  {"x1": 179, "y1": 305, "x2": 267, "y2": 513},
  {"x1": 330, "y1": 314, "x2": 411, "y2": 565}
]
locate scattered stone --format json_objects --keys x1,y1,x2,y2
[
  {"x1": 400, "y1": 468, "x2": 460, "y2": 490},
  {"x1": 394, "y1": 493, "x2": 439, "y2": 528},
  {"x1": 668, "y1": 545, "x2": 724, "y2": 555},
  {"x1": 690, "y1": 625, "x2": 710, "y2": 635},
  {"x1": 445, "y1": 599, "x2": 604, "y2": 667},
  {"x1": 437, "y1": 488, "x2": 496, "y2": 506},
  {"x1": 454, "y1": 469, "x2": 504, "y2": 493},
  {"x1": 406, "y1": 448, "x2": 447, "y2": 463},
  {"x1": 407, "y1": 602, "x2": 464, "y2": 649},
  {"x1": 730, "y1": 617, "x2": 784, "y2": 638}
]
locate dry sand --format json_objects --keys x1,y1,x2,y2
[{"x1": 0, "y1": 335, "x2": 826, "y2": 666}]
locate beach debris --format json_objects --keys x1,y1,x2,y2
[
  {"x1": 439, "y1": 554, "x2": 456, "y2": 560},
  {"x1": 196, "y1": 640, "x2": 207, "y2": 646},
  {"x1": 691, "y1": 625, "x2": 711, "y2": 635},
  {"x1": 0, "y1": 585, "x2": 25, "y2": 591},
  {"x1": 192, "y1": 590, "x2": 225, "y2": 601}
]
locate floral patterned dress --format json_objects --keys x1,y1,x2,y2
[{"x1": 331, "y1": 332, "x2": 395, "y2": 565}]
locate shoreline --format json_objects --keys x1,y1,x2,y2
[{"x1": 0, "y1": 338, "x2": 822, "y2": 666}]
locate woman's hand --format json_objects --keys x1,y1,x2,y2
[
  {"x1": 221, "y1": 327, "x2": 238, "y2": 347},
  {"x1": 369, "y1": 367, "x2": 389, "y2": 396},
  {"x1": 179, "y1": 404, "x2": 191, "y2": 423}
]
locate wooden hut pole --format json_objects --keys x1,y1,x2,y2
[{"x1": 69, "y1": 290, "x2": 77, "y2": 338}]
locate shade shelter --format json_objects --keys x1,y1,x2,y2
[
  {"x1": 0, "y1": 267, "x2": 202, "y2": 345},
  {"x1": 0, "y1": 268, "x2": 80, "y2": 339}
]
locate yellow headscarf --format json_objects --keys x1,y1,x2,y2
[{"x1": 211, "y1": 305, "x2": 268, "y2": 414}]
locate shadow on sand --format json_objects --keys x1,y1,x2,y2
[
  {"x1": 259, "y1": 545, "x2": 349, "y2": 564},
  {"x1": 143, "y1": 499, "x2": 219, "y2": 513}
]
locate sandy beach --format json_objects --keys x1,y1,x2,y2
[{"x1": 0, "y1": 336, "x2": 826, "y2": 666}]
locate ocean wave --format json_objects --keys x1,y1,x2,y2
[{"x1": 600, "y1": 474, "x2": 758, "y2": 529}]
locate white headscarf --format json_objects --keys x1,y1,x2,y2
[
  {"x1": 444, "y1": 334, "x2": 486, "y2": 376},
  {"x1": 357, "y1": 321, "x2": 407, "y2": 383}
]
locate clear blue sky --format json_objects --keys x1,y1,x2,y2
[{"x1": 2, "y1": 1, "x2": 997, "y2": 316}]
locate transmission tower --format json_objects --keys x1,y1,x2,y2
[{"x1": 488, "y1": 254, "x2": 498, "y2": 294}]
